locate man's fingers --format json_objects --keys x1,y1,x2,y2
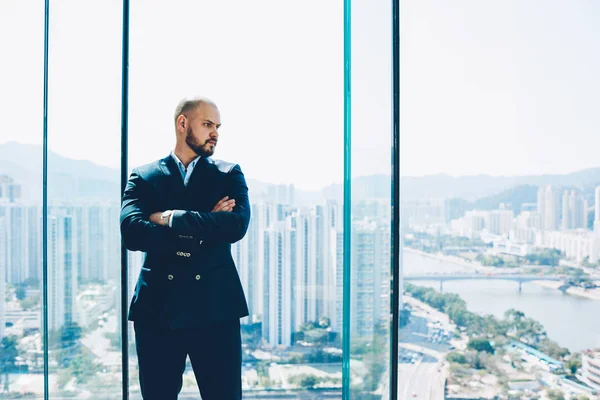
[
  {"x1": 213, "y1": 199, "x2": 235, "y2": 212},
  {"x1": 213, "y1": 196, "x2": 229, "y2": 208}
]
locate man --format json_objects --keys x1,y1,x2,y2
[{"x1": 120, "y1": 97, "x2": 250, "y2": 399}]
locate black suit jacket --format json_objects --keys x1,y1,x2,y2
[{"x1": 120, "y1": 154, "x2": 250, "y2": 329}]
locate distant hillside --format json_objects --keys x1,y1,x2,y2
[{"x1": 0, "y1": 142, "x2": 598, "y2": 205}]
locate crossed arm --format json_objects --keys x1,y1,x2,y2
[{"x1": 120, "y1": 165, "x2": 251, "y2": 252}]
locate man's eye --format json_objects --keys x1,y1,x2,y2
[{"x1": 204, "y1": 123, "x2": 211, "y2": 127}]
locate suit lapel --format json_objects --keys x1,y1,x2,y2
[{"x1": 159, "y1": 155, "x2": 185, "y2": 194}]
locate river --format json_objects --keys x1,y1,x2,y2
[{"x1": 403, "y1": 250, "x2": 600, "y2": 352}]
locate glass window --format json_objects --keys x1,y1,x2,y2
[
  {"x1": 400, "y1": 2, "x2": 600, "y2": 399},
  {"x1": 128, "y1": 1, "x2": 344, "y2": 397},
  {"x1": 46, "y1": 1, "x2": 122, "y2": 398},
  {"x1": 349, "y1": 0, "x2": 393, "y2": 397},
  {"x1": 0, "y1": 1, "x2": 44, "y2": 398}
]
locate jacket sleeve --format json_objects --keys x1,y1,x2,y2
[
  {"x1": 170, "y1": 164, "x2": 251, "y2": 243},
  {"x1": 120, "y1": 168, "x2": 172, "y2": 252}
]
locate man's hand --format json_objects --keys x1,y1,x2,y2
[
  {"x1": 212, "y1": 196, "x2": 236, "y2": 212},
  {"x1": 148, "y1": 197, "x2": 234, "y2": 227},
  {"x1": 149, "y1": 212, "x2": 168, "y2": 226}
]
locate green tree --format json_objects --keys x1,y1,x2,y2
[
  {"x1": 447, "y1": 352, "x2": 468, "y2": 364},
  {"x1": 538, "y1": 338, "x2": 569, "y2": 360},
  {"x1": 546, "y1": 389, "x2": 565, "y2": 400},
  {"x1": 57, "y1": 322, "x2": 83, "y2": 367},
  {"x1": 566, "y1": 354, "x2": 582, "y2": 375},
  {"x1": 68, "y1": 349, "x2": 100, "y2": 384},
  {"x1": 15, "y1": 283, "x2": 26, "y2": 300},
  {"x1": 299, "y1": 375, "x2": 319, "y2": 389},
  {"x1": 20, "y1": 294, "x2": 40, "y2": 311},
  {"x1": 468, "y1": 338, "x2": 494, "y2": 354},
  {"x1": 318, "y1": 316, "x2": 331, "y2": 328},
  {"x1": 0, "y1": 336, "x2": 19, "y2": 393}
]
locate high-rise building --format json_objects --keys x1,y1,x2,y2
[
  {"x1": 334, "y1": 231, "x2": 343, "y2": 333},
  {"x1": 562, "y1": 190, "x2": 587, "y2": 231},
  {"x1": 0, "y1": 175, "x2": 21, "y2": 203},
  {"x1": 595, "y1": 186, "x2": 600, "y2": 235},
  {"x1": 0, "y1": 204, "x2": 29, "y2": 284},
  {"x1": 538, "y1": 186, "x2": 560, "y2": 231},
  {"x1": 232, "y1": 202, "x2": 268, "y2": 324},
  {"x1": 26, "y1": 206, "x2": 42, "y2": 282},
  {"x1": 79, "y1": 204, "x2": 120, "y2": 283},
  {"x1": 314, "y1": 203, "x2": 338, "y2": 322},
  {"x1": 595, "y1": 186, "x2": 600, "y2": 222},
  {"x1": 0, "y1": 216, "x2": 5, "y2": 340},
  {"x1": 580, "y1": 350, "x2": 600, "y2": 390},
  {"x1": 47, "y1": 214, "x2": 78, "y2": 332},
  {"x1": 128, "y1": 250, "x2": 145, "y2": 300},
  {"x1": 351, "y1": 219, "x2": 376, "y2": 338},
  {"x1": 488, "y1": 206, "x2": 514, "y2": 236},
  {"x1": 262, "y1": 221, "x2": 295, "y2": 346}
]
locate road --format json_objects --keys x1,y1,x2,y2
[{"x1": 398, "y1": 360, "x2": 445, "y2": 400}]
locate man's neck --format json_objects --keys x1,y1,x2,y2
[{"x1": 172, "y1": 147, "x2": 199, "y2": 168}]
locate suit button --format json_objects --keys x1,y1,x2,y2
[
  {"x1": 168, "y1": 274, "x2": 174, "y2": 280},
  {"x1": 199, "y1": 240, "x2": 203, "y2": 245},
  {"x1": 195, "y1": 274, "x2": 201, "y2": 280}
]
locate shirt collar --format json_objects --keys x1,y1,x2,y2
[{"x1": 171, "y1": 151, "x2": 201, "y2": 171}]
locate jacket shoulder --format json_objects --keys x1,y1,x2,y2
[
  {"x1": 206, "y1": 158, "x2": 238, "y2": 174},
  {"x1": 132, "y1": 159, "x2": 163, "y2": 180}
]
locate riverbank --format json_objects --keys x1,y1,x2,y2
[
  {"x1": 533, "y1": 280, "x2": 600, "y2": 301},
  {"x1": 403, "y1": 247, "x2": 490, "y2": 273},
  {"x1": 404, "y1": 247, "x2": 600, "y2": 302}
]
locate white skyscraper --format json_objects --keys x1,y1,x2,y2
[
  {"x1": 538, "y1": 186, "x2": 560, "y2": 231},
  {"x1": 0, "y1": 204, "x2": 30, "y2": 284},
  {"x1": 0, "y1": 216, "x2": 5, "y2": 340},
  {"x1": 26, "y1": 205, "x2": 42, "y2": 282},
  {"x1": 562, "y1": 190, "x2": 587, "y2": 231},
  {"x1": 315, "y1": 202, "x2": 339, "y2": 324},
  {"x1": 595, "y1": 186, "x2": 600, "y2": 235},
  {"x1": 351, "y1": 219, "x2": 376, "y2": 338},
  {"x1": 262, "y1": 221, "x2": 295, "y2": 346},
  {"x1": 232, "y1": 202, "x2": 268, "y2": 324},
  {"x1": 488, "y1": 206, "x2": 514, "y2": 236},
  {"x1": 596, "y1": 186, "x2": 600, "y2": 222},
  {"x1": 128, "y1": 250, "x2": 144, "y2": 299},
  {"x1": 47, "y1": 214, "x2": 78, "y2": 331},
  {"x1": 334, "y1": 231, "x2": 343, "y2": 333}
]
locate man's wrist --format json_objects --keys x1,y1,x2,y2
[{"x1": 161, "y1": 210, "x2": 173, "y2": 227}]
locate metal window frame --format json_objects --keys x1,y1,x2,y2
[
  {"x1": 390, "y1": 1, "x2": 401, "y2": 399},
  {"x1": 42, "y1": 1, "x2": 50, "y2": 399},
  {"x1": 120, "y1": 1, "x2": 131, "y2": 399}
]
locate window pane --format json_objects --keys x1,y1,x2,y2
[
  {"x1": 0, "y1": 2, "x2": 44, "y2": 398},
  {"x1": 349, "y1": 0, "x2": 393, "y2": 398},
  {"x1": 128, "y1": 1, "x2": 343, "y2": 397},
  {"x1": 46, "y1": 1, "x2": 122, "y2": 397},
  {"x1": 401, "y1": 2, "x2": 600, "y2": 399}
]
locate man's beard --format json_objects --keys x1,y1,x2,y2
[{"x1": 186, "y1": 126, "x2": 215, "y2": 157}]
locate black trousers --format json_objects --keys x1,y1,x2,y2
[{"x1": 134, "y1": 319, "x2": 242, "y2": 400}]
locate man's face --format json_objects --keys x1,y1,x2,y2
[{"x1": 184, "y1": 104, "x2": 221, "y2": 157}]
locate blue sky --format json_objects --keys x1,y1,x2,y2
[{"x1": 0, "y1": 0, "x2": 598, "y2": 190}]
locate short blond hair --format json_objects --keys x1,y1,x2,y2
[{"x1": 174, "y1": 97, "x2": 218, "y2": 127}]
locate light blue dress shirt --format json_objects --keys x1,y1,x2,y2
[
  {"x1": 171, "y1": 151, "x2": 201, "y2": 187},
  {"x1": 168, "y1": 151, "x2": 201, "y2": 227}
]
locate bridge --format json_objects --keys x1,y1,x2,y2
[{"x1": 404, "y1": 274, "x2": 564, "y2": 292}]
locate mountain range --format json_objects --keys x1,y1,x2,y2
[{"x1": 1, "y1": 142, "x2": 598, "y2": 209}]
